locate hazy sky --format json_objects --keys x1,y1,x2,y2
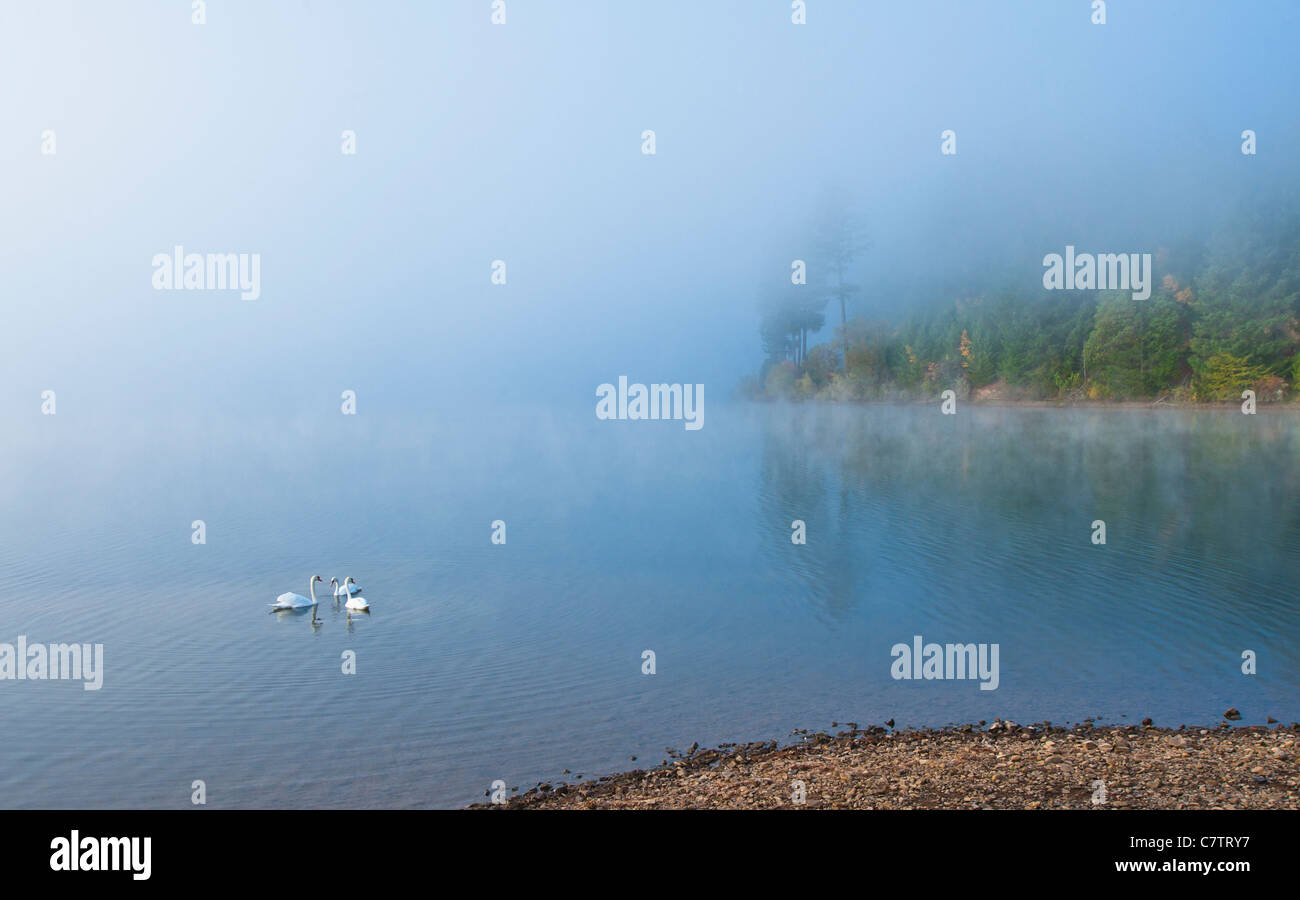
[{"x1": 3, "y1": 0, "x2": 1297, "y2": 419}]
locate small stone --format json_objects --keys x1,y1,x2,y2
[
  {"x1": 1083, "y1": 740, "x2": 1098, "y2": 750},
  {"x1": 1098, "y1": 742, "x2": 1115, "y2": 752},
  {"x1": 1224, "y1": 708, "x2": 1242, "y2": 721}
]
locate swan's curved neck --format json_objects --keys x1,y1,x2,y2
[{"x1": 308, "y1": 577, "x2": 317, "y2": 603}]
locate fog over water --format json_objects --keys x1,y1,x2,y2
[
  {"x1": 2, "y1": 2, "x2": 1298, "y2": 809},
  {"x1": 3, "y1": 1, "x2": 1298, "y2": 416}
]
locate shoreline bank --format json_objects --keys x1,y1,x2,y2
[
  {"x1": 477, "y1": 721, "x2": 1299, "y2": 809},
  {"x1": 740, "y1": 396, "x2": 1300, "y2": 411}
]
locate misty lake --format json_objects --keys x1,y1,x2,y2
[{"x1": 2, "y1": 403, "x2": 1297, "y2": 808}]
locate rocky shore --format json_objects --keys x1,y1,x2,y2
[{"x1": 479, "y1": 719, "x2": 1299, "y2": 809}]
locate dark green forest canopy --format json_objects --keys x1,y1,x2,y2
[{"x1": 748, "y1": 204, "x2": 1300, "y2": 404}]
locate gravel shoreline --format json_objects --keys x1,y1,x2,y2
[{"x1": 478, "y1": 720, "x2": 1299, "y2": 809}]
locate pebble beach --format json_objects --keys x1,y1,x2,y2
[{"x1": 482, "y1": 719, "x2": 1300, "y2": 810}]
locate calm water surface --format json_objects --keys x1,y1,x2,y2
[{"x1": 2, "y1": 403, "x2": 1297, "y2": 807}]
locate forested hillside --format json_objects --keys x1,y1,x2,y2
[{"x1": 745, "y1": 206, "x2": 1300, "y2": 404}]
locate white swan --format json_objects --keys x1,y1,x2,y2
[
  {"x1": 330, "y1": 576, "x2": 362, "y2": 597},
  {"x1": 271, "y1": 575, "x2": 323, "y2": 609},
  {"x1": 342, "y1": 577, "x2": 369, "y2": 611}
]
